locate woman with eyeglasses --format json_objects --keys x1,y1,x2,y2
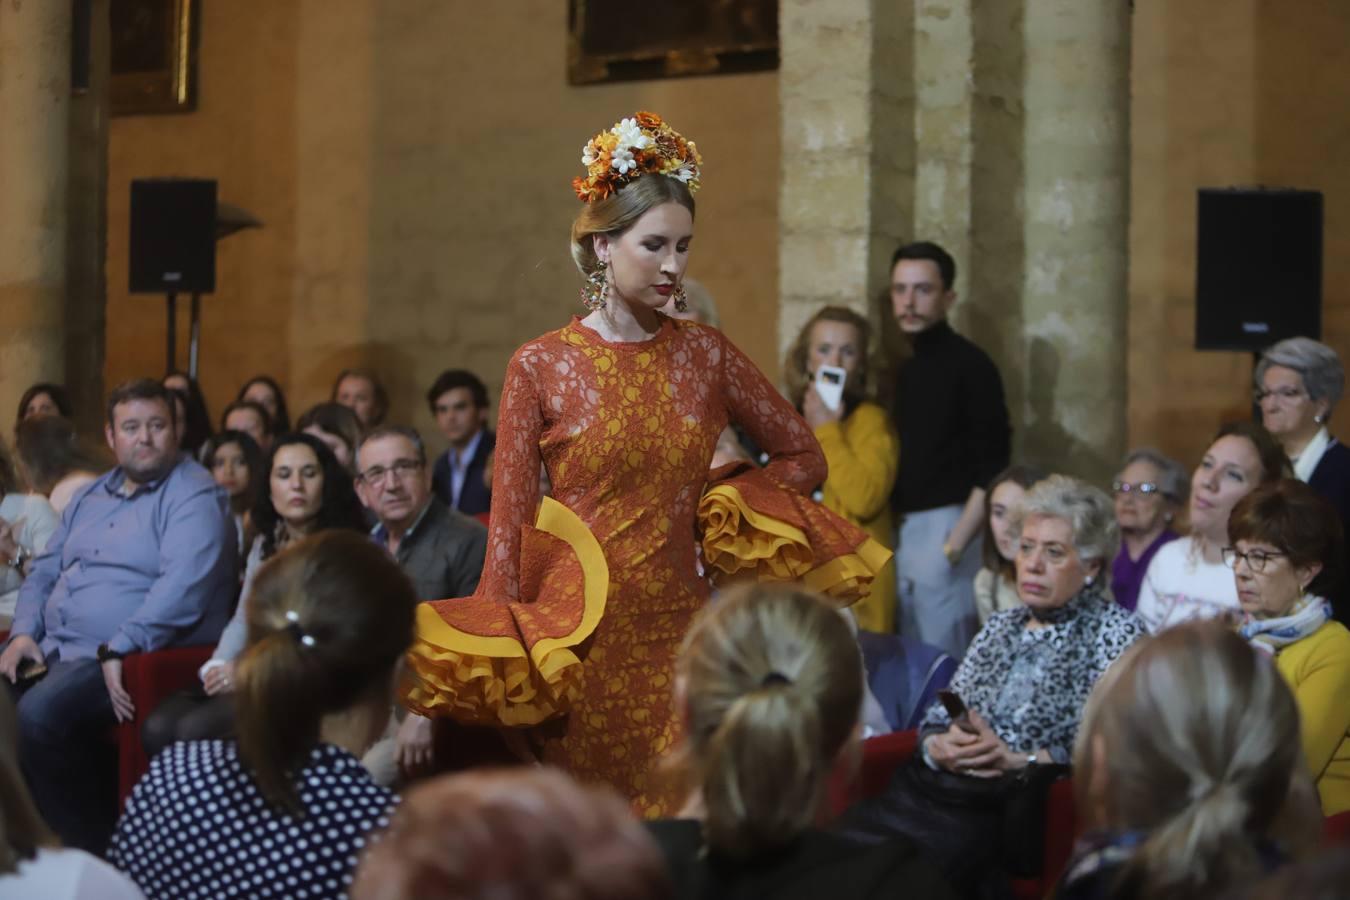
[
  {"x1": 140, "y1": 434, "x2": 368, "y2": 756},
  {"x1": 1109, "y1": 449, "x2": 1187, "y2": 612},
  {"x1": 1256, "y1": 337, "x2": 1350, "y2": 624},
  {"x1": 1225, "y1": 479, "x2": 1350, "y2": 815},
  {"x1": 1135, "y1": 423, "x2": 1289, "y2": 633}
]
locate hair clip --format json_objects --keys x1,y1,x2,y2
[
  {"x1": 284, "y1": 609, "x2": 317, "y2": 649},
  {"x1": 761, "y1": 671, "x2": 792, "y2": 688}
]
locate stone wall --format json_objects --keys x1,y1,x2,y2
[{"x1": 104, "y1": 0, "x2": 781, "y2": 444}]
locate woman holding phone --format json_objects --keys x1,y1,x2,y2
[
  {"x1": 841, "y1": 476, "x2": 1147, "y2": 895},
  {"x1": 785, "y1": 306, "x2": 900, "y2": 633}
]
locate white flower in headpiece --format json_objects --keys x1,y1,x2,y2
[
  {"x1": 671, "y1": 164, "x2": 696, "y2": 183},
  {"x1": 581, "y1": 141, "x2": 598, "y2": 166},
  {"x1": 613, "y1": 118, "x2": 652, "y2": 152},
  {"x1": 611, "y1": 146, "x2": 637, "y2": 174}
]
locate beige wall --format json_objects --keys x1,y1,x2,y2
[
  {"x1": 1128, "y1": 0, "x2": 1350, "y2": 469},
  {"x1": 105, "y1": 0, "x2": 780, "y2": 448}
]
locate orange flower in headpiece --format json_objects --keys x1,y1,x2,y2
[
  {"x1": 635, "y1": 111, "x2": 663, "y2": 129},
  {"x1": 572, "y1": 111, "x2": 703, "y2": 203}
]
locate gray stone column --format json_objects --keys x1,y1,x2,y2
[{"x1": 0, "y1": 1, "x2": 71, "y2": 429}]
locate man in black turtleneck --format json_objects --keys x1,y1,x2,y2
[{"x1": 889, "y1": 242, "x2": 1011, "y2": 659}]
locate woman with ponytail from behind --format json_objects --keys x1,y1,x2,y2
[
  {"x1": 1055, "y1": 621, "x2": 1322, "y2": 900},
  {"x1": 646, "y1": 582, "x2": 956, "y2": 900},
  {"x1": 109, "y1": 531, "x2": 417, "y2": 900}
]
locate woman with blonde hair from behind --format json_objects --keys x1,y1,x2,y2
[
  {"x1": 1055, "y1": 621, "x2": 1321, "y2": 900},
  {"x1": 785, "y1": 306, "x2": 900, "y2": 633},
  {"x1": 646, "y1": 582, "x2": 955, "y2": 899}
]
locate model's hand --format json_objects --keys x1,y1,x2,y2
[
  {"x1": 0, "y1": 635, "x2": 43, "y2": 682},
  {"x1": 802, "y1": 384, "x2": 843, "y2": 429},
  {"x1": 396, "y1": 713, "x2": 435, "y2": 775},
  {"x1": 103, "y1": 659, "x2": 136, "y2": 722}
]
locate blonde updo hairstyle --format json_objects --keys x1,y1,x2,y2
[
  {"x1": 570, "y1": 174, "x2": 696, "y2": 278},
  {"x1": 677, "y1": 582, "x2": 863, "y2": 858},
  {"x1": 783, "y1": 306, "x2": 874, "y2": 411},
  {"x1": 1074, "y1": 621, "x2": 1320, "y2": 899},
  {"x1": 235, "y1": 530, "x2": 418, "y2": 814}
]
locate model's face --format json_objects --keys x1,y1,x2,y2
[
  {"x1": 270, "y1": 443, "x2": 324, "y2": 527},
  {"x1": 1258, "y1": 365, "x2": 1323, "y2": 440},
  {"x1": 304, "y1": 425, "x2": 352, "y2": 471},
  {"x1": 1113, "y1": 459, "x2": 1172, "y2": 536},
  {"x1": 433, "y1": 387, "x2": 486, "y2": 447},
  {"x1": 988, "y1": 480, "x2": 1027, "y2": 563},
  {"x1": 890, "y1": 259, "x2": 953, "y2": 334},
  {"x1": 211, "y1": 441, "x2": 250, "y2": 498},
  {"x1": 355, "y1": 434, "x2": 429, "y2": 526},
  {"x1": 225, "y1": 408, "x2": 269, "y2": 452},
  {"x1": 336, "y1": 375, "x2": 378, "y2": 427},
  {"x1": 1230, "y1": 538, "x2": 1319, "y2": 620},
  {"x1": 23, "y1": 391, "x2": 59, "y2": 420},
  {"x1": 595, "y1": 201, "x2": 693, "y2": 314},
  {"x1": 1016, "y1": 514, "x2": 1096, "y2": 612},
  {"x1": 106, "y1": 398, "x2": 178, "y2": 484},
  {"x1": 806, "y1": 321, "x2": 862, "y2": 379},
  {"x1": 1190, "y1": 436, "x2": 1263, "y2": 539},
  {"x1": 242, "y1": 382, "x2": 281, "y2": 422}
]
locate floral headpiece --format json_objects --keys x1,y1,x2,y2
[{"x1": 572, "y1": 111, "x2": 703, "y2": 203}]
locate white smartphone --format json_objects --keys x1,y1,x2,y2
[{"x1": 813, "y1": 365, "x2": 846, "y2": 411}]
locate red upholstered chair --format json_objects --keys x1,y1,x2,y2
[
  {"x1": 1326, "y1": 811, "x2": 1350, "y2": 844},
  {"x1": 474, "y1": 511, "x2": 491, "y2": 528},
  {"x1": 115, "y1": 645, "x2": 214, "y2": 803},
  {"x1": 826, "y1": 730, "x2": 1079, "y2": 898}
]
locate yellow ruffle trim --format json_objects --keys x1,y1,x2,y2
[
  {"x1": 401, "y1": 496, "x2": 609, "y2": 727},
  {"x1": 699, "y1": 483, "x2": 893, "y2": 605}
]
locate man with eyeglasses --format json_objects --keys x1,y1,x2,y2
[{"x1": 355, "y1": 426, "x2": 487, "y2": 602}]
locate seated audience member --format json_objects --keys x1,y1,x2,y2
[
  {"x1": 351, "y1": 768, "x2": 672, "y2": 900},
  {"x1": 427, "y1": 370, "x2": 495, "y2": 517},
  {"x1": 786, "y1": 306, "x2": 899, "y2": 634},
  {"x1": 1256, "y1": 337, "x2": 1350, "y2": 623},
  {"x1": 333, "y1": 367, "x2": 388, "y2": 430},
  {"x1": 0, "y1": 379, "x2": 236, "y2": 852},
  {"x1": 236, "y1": 374, "x2": 292, "y2": 433},
  {"x1": 219, "y1": 399, "x2": 273, "y2": 454},
  {"x1": 357, "y1": 427, "x2": 486, "y2": 600},
  {"x1": 1226, "y1": 479, "x2": 1350, "y2": 815},
  {"x1": 14, "y1": 383, "x2": 72, "y2": 427},
  {"x1": 648, "y1": 582, "x2": 957, "y2": 900},
  {"x1": 296, "y1": 402, "x2": 363, "y2": 474},
  {"x1": 0, "y1": 441, "x2": 59, "y2": 622},
  {"x1": 13, "y1": 415, "x2": 104, "y2": 514},
  {"x1": 841, "y1": 476, "x2": 1147, "y2": 896},
  {"x1": 974, "y1": 463, "x2": 1048, "y2": 623},
  {"x1": 1110, "y1": 448, "x2": 1186, "y2": 612},
  {"x1": 161, "y1": 371, "x2": 213, "y2": 456},
  {"x1": 1055, "y1": 622, "x2": 1322, "y2": 900},
  {"x1": 1136, "y1": 422, "x2": 1288, "y2": 632},
  {"x1": 0, "y1": 690, "x2": 144, "y2": 899},
  {"x1": 198, "y1": 430, "x2": 264, "y2": 559},
  {"x1": 110, "y1": 531, "x2": 413, "y2": 899},
  {"x1": 141, "y1": 433, "x2": 367, "y2": 756}
]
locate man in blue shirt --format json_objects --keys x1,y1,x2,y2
[
  {"x1": 0, "y1": 378, "x2": 236, "y2": 852},
  {"x1": 427, "y1": 369, "x2": 495, "y2": 517}
]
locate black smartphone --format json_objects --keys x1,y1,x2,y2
[
  {"x1": 15, "y1": 658, "x2": 47, "y2": 683},
  {"x1": 937, "y1": 689, "x2": 980, "y2": 734}
]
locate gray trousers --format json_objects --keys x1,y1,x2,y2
[{"x1": 896, "y1": 504, "x2": 982, "y2": 660}]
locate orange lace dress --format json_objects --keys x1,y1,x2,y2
[{"x1": 402, "y1": 315, "x2": 887, "y2": 815}]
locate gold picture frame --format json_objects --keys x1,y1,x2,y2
[
  {"x1": 567, "y1": 0, "x2": 778, "y2": 85},
  {"x1": 111, "y1": 0, "x2": 196, "y2": 116}
]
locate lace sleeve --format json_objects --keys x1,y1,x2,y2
[
  {"x1": 718, "y1": 331, "x2": 827, "y2": 493},
  {"x1": 475, "y1": 346, "x2": 544, "y2": 601}
]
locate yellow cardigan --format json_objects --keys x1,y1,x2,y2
[
  {"x1": 814, "y1": 402, "x2": 899, "y2": 633},
  {"x1": 1275, "y1": 620, "x2": 1350, "y2": 815}
]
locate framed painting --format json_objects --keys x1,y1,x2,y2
[
  {"x1": 568, "y1": 0, "x2": 778, "y2": 85},
  {"x1": 110, "y1": 0, "x2": 197, "y2": 115}
]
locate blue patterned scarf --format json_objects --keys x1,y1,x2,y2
[{"x1": 1239, "y1": 594, "x2": 1332, "y2": 656}]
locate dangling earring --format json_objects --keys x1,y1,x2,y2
[
  {"x1": 672, "y1": 282, "x2": 688, "y2": 313},
  {"x1": 1084, "y1": 574, "x2": 1095, "y2": 588},
  {"x1": 582, "y1": 261, "x2": 608, "y2": 312},
  {"x1": 1315, "y1": 413, "x2": 1327, "y2": 424}
]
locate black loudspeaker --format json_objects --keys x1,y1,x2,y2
[
  {"x1": 129, "y1": 179, "x2": 217, "y2": 293},
  {"x1": 1195, "y1": 188, "x2": 1322, "y2": 351}
]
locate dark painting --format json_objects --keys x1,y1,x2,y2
[
  {"x1": 568, "y1": 0, "x2": 778, "y2": 85},
  {"x1": 111, "y1": 0, "x2": 196, "y2": 115}
]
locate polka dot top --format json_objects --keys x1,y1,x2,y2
[{"x1": 109, "y1": 740, "x2": 397, "y2": 899}]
